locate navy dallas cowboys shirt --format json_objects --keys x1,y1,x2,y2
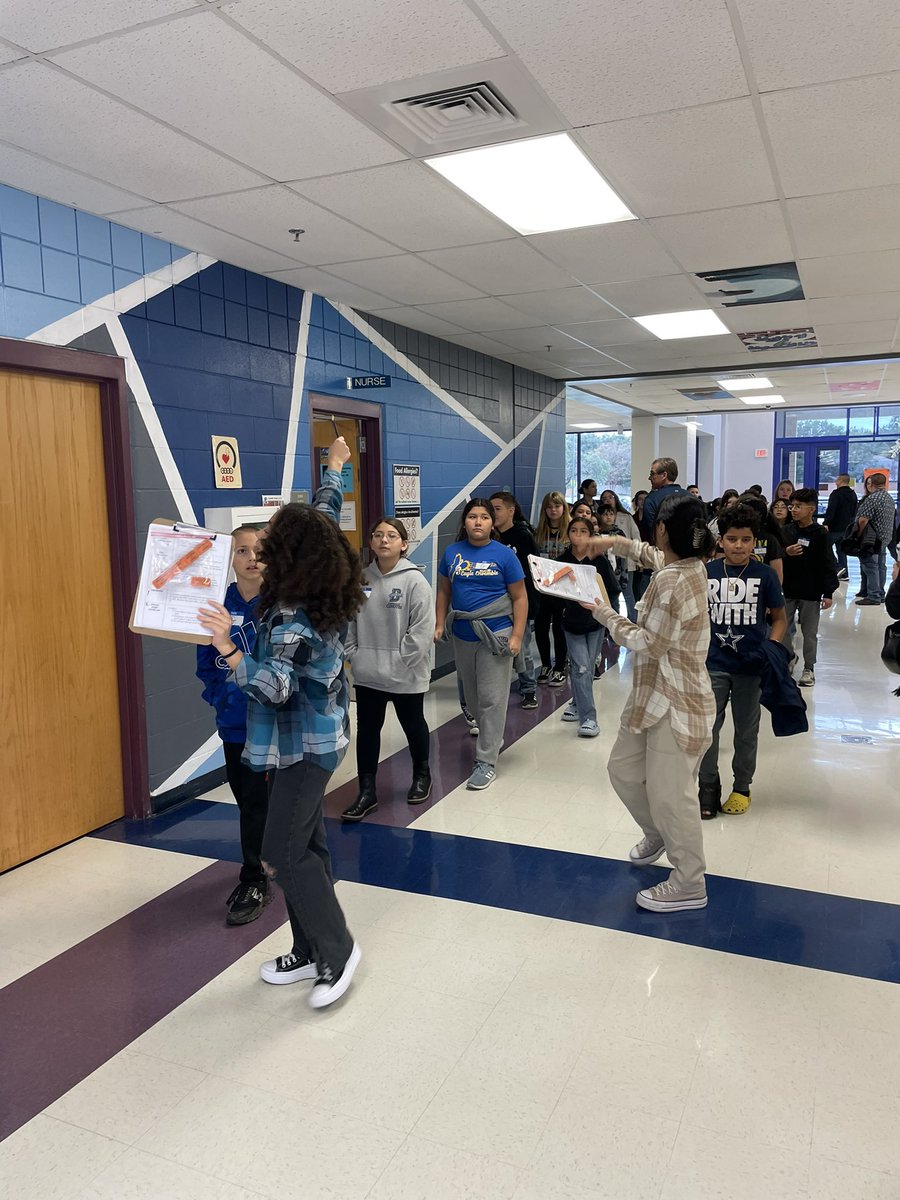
[{"x1": 705, "y1": 558, "x2": 784, "y2": 675}]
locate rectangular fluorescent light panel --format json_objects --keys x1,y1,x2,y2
[
  {"x1": 424, "y1": 133, "x2": 635, "y2": 235},
  {"x1": 741, "y1": 395, "x2": 785, "y2": 405},
  {"x1": 634, "y1": 309, "x2": 730, "y2": 339},
  {"x1": 571, "y1": 422, "x2": 611, "y2": 429},
  {"x1": 717, "y1": 376, "x2": 772, "y2": 390}
]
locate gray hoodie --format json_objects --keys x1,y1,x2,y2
[{"x1": 344, "y1": 559, "x2": 435, "y2": 693}]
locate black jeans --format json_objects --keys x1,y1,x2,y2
[
  {"x1": 355, "y1": 685, "x2": 430, "y2": 775},
  {"x1": 223, "y1": 740, "x2": 269, "y2": 884},
  {"x1": 262, "y1": 760, "x2": 353, "y2": 973},
  {"x1": 534, "y1": 596, "x2": 567, "y2": 670}
]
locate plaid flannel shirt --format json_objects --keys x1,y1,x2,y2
[
  {"x1": 232, "y1": 466, "x2": 349, "y2": 772},
  {"x1": 594, "y1": 538, "x2": 714, "y2": 756},
  {"x1": 857, "y1": 489, "x2": 897, "y2": 544}
]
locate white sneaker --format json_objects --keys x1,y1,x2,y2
[
  {"x1": 560, "y1": 705, "x2": 579, "y2": 722},
  {"x1": 309, "y1": 942, "x2": 362, "y2": 1009},
  {"x1": 577, "y1": 720, "x2": 600, "y2": 738},
  {"x1": 629, "y1": 836, "x2": 666, "y2": 866},
  {"x1": 636, "y1": 880, "x2": 707, "y2": 912},
  {"x1": 259, "y1": 952, "x2": 318, "y2": 985},
  {"x1": 798, "y1": 669, "x2": 815, "y2": 687}
]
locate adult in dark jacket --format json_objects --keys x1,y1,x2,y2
[
  {"x1": 640, "y1": 457, "x2": 687, "y2": 543},
  {"x1": 822, "y1": 474, "x2": 859, "y2": 578},
  {"x1": 888, "y1": 561, "x2": 900, "y2": 619}
]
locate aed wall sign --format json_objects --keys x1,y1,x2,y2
[{"x1": 212, "y1": 436, "x2": 243, "y2": 488}]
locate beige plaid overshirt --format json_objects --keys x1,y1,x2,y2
[{"x1": 594, "y1": 538, "x2": 715, "y2": 757}]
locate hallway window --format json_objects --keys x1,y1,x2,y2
[{"x1": 565, "y1": 431, "x2": 632, "y2": 503}]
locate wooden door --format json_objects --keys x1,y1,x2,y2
[
  {"x1": 312, "y1": 414, "x2": 363, "y2": 554},
  {"x1": 0, "y1": 369, "x2": 124, "y2": 871}
]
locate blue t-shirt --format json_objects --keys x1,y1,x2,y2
[
  {"x1": 706, "y1": 559, "x2": 784, "y2": 675},
  {"x1": 439, "y1": 539, "x2": 525, "y2": 642}
]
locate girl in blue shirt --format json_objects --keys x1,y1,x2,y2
[{"x1": 435, "y1": 498, "x2": 528, "y2": 790}]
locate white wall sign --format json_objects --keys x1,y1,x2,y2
[
  {"x1": 393, "y1": 463, "x2": 420, "y2": 504},
  {"x1": 211, "y1": 436, "x2": 242, "y2": 488}
]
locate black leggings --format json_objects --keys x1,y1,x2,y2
[
  {"x1": 355, "y1": 685, "x2": 430, "y2": 775},
  {"x1": 534, "y1": 596, "x2": 567, "y2": 670}
]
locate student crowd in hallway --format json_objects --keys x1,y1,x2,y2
[{"x1": 195, "y1": 438, "x2": 900, "y2": 1008}]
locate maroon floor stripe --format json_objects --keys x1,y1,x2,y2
[
  {"x1": 0, "y1": 861, "x2": 287, "y2": 1142},
  {"x1": 323, "y1": 683, "x2": 575, "y2": 826}
]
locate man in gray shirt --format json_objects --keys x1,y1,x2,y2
[{"x1": 855, "y1": 472, "x2": 897, "y2": 605}]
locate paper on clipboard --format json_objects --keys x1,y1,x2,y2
[
  {"x1": 527, "y1": 554, "x2": 610, "y2": 608},
  {"x1": 130, "y1": 519, "x2": 233, "y2": 644}
]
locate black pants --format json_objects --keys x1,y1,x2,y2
[
  {"x1": 534, "y1": 596, "x2": 567, "y2": 670},
  {"x1": 223, "y1": 740, "x2": 268, "y2": 884},
  {"x1": 263, "y1": 759, "x2": 353, "y2": 973},
  {"x1": 355, "y1": 685, "x2": 429, "y2": 776}
]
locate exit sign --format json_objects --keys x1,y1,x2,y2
[
  {"x1": 347, "y1": 375, "x2": 391, "y2": 389},
  {"x1": 755, "y1": 449, "x2": 769, "y2": 458}
]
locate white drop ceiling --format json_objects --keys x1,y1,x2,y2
[{"x1": 1, "y1": 0, "x2": 900, "y2": 396}]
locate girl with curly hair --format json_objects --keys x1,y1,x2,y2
[{"x1": 198, "y1": 439, "x2": 366, "y2": 1010}]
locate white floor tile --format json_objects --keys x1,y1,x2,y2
[
  {"x1": 368, "y1": 1135, "x2": 521, "y2": 1200},
  {"x1": 813, "y1": 1085, "x2": 900, "y2": 1175},
  {"x1": 660, "y1": 1123, "x2": 810, "y2": 1199},
  {"x1": 0, "y1": 1115, "x2": 125, "y2": 1200},
  {"x1": 70, "y1": 1146, "x2": 261, "y2": 1200}
]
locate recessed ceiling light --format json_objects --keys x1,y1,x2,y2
[
  {"x1": 717, "y1": 376, "x2": 772, "y2": 390},
  {"x1": 424, "y1": 133, "x2": 635, "y2": 235},
  {"x1": 634, "y1": 309, "x2": 730, "y2": 340},
  {"x1": 741, "y1": 395, "x2": 785, "y2": 405},
  {"x1": 570, "y1": 422, "x2": 612, "y2": 429}
]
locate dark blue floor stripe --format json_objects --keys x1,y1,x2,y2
[{"x1": 94, "y1": 801, "x2": 900, "y2": 986}]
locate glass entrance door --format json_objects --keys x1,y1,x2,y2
[{"x1": 776, "y1": 439, "x2": 846, "y2": 514}]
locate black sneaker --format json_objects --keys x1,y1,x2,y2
[
  {"x1": 521, "y1": 693, "x2": 538, "y2": 710},
  {"x1": 309, "y1": 942, "x2": 362, "y2": 1009},
  {"x1": 537, "y1": 667, "x2": 552, "y2": 685},
  {"x1": 225, "y1": 881, "x2": 272, "y2": 926},
  {"x1": 259, "y1": 952, "x2": 318, "y2": 985},
  {"x1": 548, "y1": 669, "x2": 567, "y2": 687}
]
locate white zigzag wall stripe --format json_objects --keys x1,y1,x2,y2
[
  {"x1": 531, "y1": 409, "x2": 550, "y2": 525},
  {"x1": 416, "y1": 390, "x2": 565, "y2": 548},
  {"x1": 151, "y1": 731, "x2": 223, "y2": 796},
  {"x1": 333, "y1": 302, "x2": 505, "y2": 449},
  {"x1": 105, "y1": 315, "x2": 196, "y2": 525},
  {"x1": 28, "y1": 251, "x2": 216, "y2": 346},
  {"x1": 280, "y1": 290, "x2": 313, "y2": 500}
]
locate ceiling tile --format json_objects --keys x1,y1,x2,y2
[
  {"x1": 474, "y1": 0, "x2": 747, "y2": 124},
  {"x1": 736, "y1": 0, "x2": 900, "y2": 92},
  {"x1": 592, "y1": 274, "x2": 708, "y2": 316},
  {"x1": 488, "y1": 326, "x2": 572, "y2": 352},
  {"x1": 501, "y1": 287, "x2": 619, "y2": 324},
  {"x1": 527, "y1": 221, "x2": 680, "y2": 284},
  {"x1": 223, "y1": 0, "x2": 505, "y2": 94},
  {"x1": 360, "y1": 305, "x2": 469, "y2": 339},
  {"x1": 718, "y1": 300, "x2": 812, "y2": 332},
  {"x1": 787, "y1": 186, "x2": 900, "y2": 258},
  {"x1": 420, "y1": 240, "x2": 575, "y2": 293},
  {"x1": 0, "y1": 41, "x2": 25, "y2": 64},
  {"x1": 799, "y1": 249, "x2": 900, "y2": 298},
  {"x1": 413, "y1": 296, "x2": 536, "y2": 331},
  {"x1": 324, "y1": 255, "x2": 484, "y2": 305},
  {"x1": 0, "y1": 140, "x2": 149, "y2": 215},
  {"x1": 648, "y1": 203, "x2": 793, "y2": 273},
  {"x1": 445, "y1": 331, "x2": 529, "y2": 358},
  {"x1": 107, "y1": 205, "x2": 302, "y2": 273},
  {"x1": 578, "y1": 99, "x2": 777, "y2": 217},
  {"x1": 289, "y1": 161, "x2": 513, "y2": 251},
  {"x1": 763, "y1": 74, "x2": 900, "y2": 197},
  {"x1": 264, "y1": 266, "x2": 396, "y2": 310},
  {"x1": 814, "y1": 320, "x2": 898, "y2": 347},
  {"x1": 808, "y1": 293, "x2": 900, "y2": 324},
  {"x1": 0, "y1": 0, "x2": 197, "y2": 52},
  {"x1": 0, "y1": 62, "x2": 265, "y2": 201},
  {"x1": 171, "y1": 186, "x2": 399, "y2": 266},
  {"x1": 52, "y1": 13, "x2": 402, "y2": 181},
  {"x1": 556, "y1": 318, "x2": 655, "y2": 347}
]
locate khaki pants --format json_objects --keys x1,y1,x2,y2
[{"x1": 607, "y1": 715, "x2": 707, "y2": 893}]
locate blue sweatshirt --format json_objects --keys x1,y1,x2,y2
[{"x1": 196, "y1": 582, "x2": 259, "y2": 742}]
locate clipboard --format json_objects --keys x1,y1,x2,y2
[
  {"x1": 129, "y1": 518, "x2": 233, "y2": 645},
  {"x1": 527, "y1": 554, "x2": 611, "y2": 608}
]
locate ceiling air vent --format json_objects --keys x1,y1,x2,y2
[{"x1": 387, "y1": 81, "x2": 524, "y2": 146}]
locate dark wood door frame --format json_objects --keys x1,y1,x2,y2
[
  {"x1": 309, "y1": 394, "x2": 384, "y2": 551},
  {"x1": 0, "y1": 336, "x2": 148, "y2": 820}
]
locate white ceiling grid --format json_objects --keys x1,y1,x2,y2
[{"x1": 0, "y1": 0, "x2": 899, "y2": 404}]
